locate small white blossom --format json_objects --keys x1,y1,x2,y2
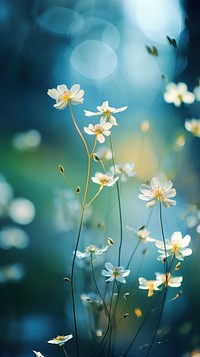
[
  {"x1": 102, "y1": 262, "x2": 130, "y2": 283},
  {"x1": 48, "y1": 334, "x2": 73, "y2": 346},
  {"x1": 164, "y1": 82, "x2": 195, "y2": 107},
  {"x1": 155, "y1": 231, "x2": 192, "y2": 261},
  {"x1": 110, "y1": 163, "x2": 135, "y2": 182},
  {"x1": 76, "y1": 244, "x2": 108, "y2": 259},
  {"x1": 92, "y1": 172, "x2": 119, "y2": 187},
  {"x1": 84, "y1": 101, "x2": 127, "y2": 126},
  {"x1": 138, "y1": 277, "x2": 163, "y2": 297},
  {"x1": 47, "y1": 84, "x2": 84, "y2": 109},
  {"x1": 185, "y1": 119, "x2": 200, "y2": 137},
  {"x1": 155, "y1": 272, "x2": 183, "y2": 287},
  {"x1": 84, "y1": 123, "x2": 112, "y2": 143},
  {"x1": 139, "y1": 177, "x2": 176, "y2": 208},
  {"x1": 127, "y1": 226, "x2": 155, "y2": 243},
  {"x1": 33, "y1": 352, "x2": 45, "y2": 357}
]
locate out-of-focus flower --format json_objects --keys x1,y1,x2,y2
[
  {"x1": 139, "y1": 177, "x2": 176, "y2": 208},
  {"x1": 183, "y1": 204, "x2": 200, "y2": 233},
  {"x1": 110, "y1": 163, "x2": 135, "y2": 182},
  {"x1": 164, "y1": 82, "x2": 195, "y2": 106},
  {"x1": 138, "y1": 277, "x2": 162, "y2": 297},
  {"x1": 94, "y1": 146, "x2": 112, "y2": 161},
  {"x1": 140, "y1": 120, "x2": 150, "y2": 133},
  {"x1": 47, "y1": 84, "x2": 84, "y2": 109},
  {"x1": 48, "y1": 334, "x2": 73, "y2": 346},
  {"x1": 84, "y1": 123, "x2": 112, "y2": 143},
  {"x1": 0, "y1": 227, "x2": 29, "y2": 249},
  {"x1": 193, "y1": 85, "x2": 200, "y2": 101},
  {"x1": 155, "y1": 272, "x2": 183, "y2": 287},
  {"x1": 54, "y1": 188, "x2": 92, "y2": 232},
  {"x1": 0, "y1": 175, "x2": 13, "y2": 217},
  {"x1": 92, "y1": 172, "x2": 118, "y2": 187},
  {"x1": 102, "y1": 262, "x2": 130, "y2": 283},
  {"x1": 127, "y1": 226, "x2": 155, "y2": 243},
  {"x1": 185, "y1": 119, "x2": 200, "y2": 137},
  {"x1": 173, "y1": 134, "x2": 185, "y2": 151},
  {"x1": 8, "y1": 198, "x2": 35, "y2": 225},
  {"x1": 84, "y1": 101, "x2": 127, "y2": 126},
  {"x1": 76, "y1": 244, "x2": 108, "y2": 259},
  {"x1": 12, "y1": 130, "x2": 41, "y2": 151},
  {"x1": 80, "y1": 292, "x2": 103, "y2": 311},
  {"x1": 33, "y1": 351, "x2": 45, "y2": 357},
  {"x1": 0, "y1": 263, "x2": 25, "y2": 283},
  {"x1": 156, "y1": 231, "x2": 192, "y2": 261}
]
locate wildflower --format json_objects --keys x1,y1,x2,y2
[
  {"x1": 102, "y1": 262, "x2": 130, "y2": 283},
  {"x1": 48, "y1": 334, "x2": 73, "y2": 346},
  {"x1": 139, "y1": 177, "x2": 176, "y2": 208},
  {"x1": 76, "y1": 244, "x2": 108, "y2": 259},
  {"x1": 156, "y1": 231, "x2": 192, "y2": 261},
  {"x1": 95, "y1": 146, "x2": 113, "y2": 161},
  {"x1": 33, "y1": 352, "x2": 45, "y2": 357},
  {"x1": 91, "y1": 172, "x2": 119, "y2": 187},
  {"x1": 127, "y1": 226, "x2": 155, "y2": 243},
  {"x1": 138, "y1": 277, "x2": 162, "y2": 297},
  {"x1": 155, "y1": 272, "x2": 183, "y2": 287},
  {"x1": 163, "y1": 82, "x2": 195, "y2": 107},
  {"x1": 185, "y1": 119, "x2": 200, "y2": 137},
  {"x1": 47, "y1": 84, "x2": 84, "y2": 109},
  {"x1": 84, "y1": 101, "x2": 127, "y2": 126},
  {"x1": 84, "y1": 123, "x2": 112, "y2": 143},
  {"x1": 110, "y1": 163, "x2": 135, "y2": 182}
]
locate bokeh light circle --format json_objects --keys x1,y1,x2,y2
[
  {"x1": 9, "y1": 198, "x2": 35, "y2": 225},
  {"x1": 71, "y1": 40, "x2": 117, "y2": 80}
]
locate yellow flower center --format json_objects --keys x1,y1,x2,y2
[
  {"x1": 153, "y1": 187, "x2": 164, "y2": 201},
  {"x1": 100, "y1": 177, "x2": 109, "y2": 186},
  {"x1": 171, "y1": 243, "x2": 180, "y2": 254},
  {"x1": 103, "y1": 109, "x2": 111, "y2": 118},
  {"x1": 61, "y1": 91, "x2": 71, "y2": 103},
  {"x1": 54, "y1": 335, "x2": 65, "y2": 342},
  {"x1": 147, "y1": 281, "x2": 155, "y2": 297}
]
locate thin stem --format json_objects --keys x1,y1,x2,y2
[
  {"x1": 108, "y1": 281, "x2": 116, "y2": 357},
  {"x1": 69, "y1": 102, "x2": 89, "y2": 156},
  {"x1": 62, "y1": 345, "x2": 69, "y2": 357},
  {"x1": 59, "y1": 168, "x2": 82, "y2": 206},
  {"x1": 126, "y1": 240, "x2": 141, "y2": 270},
  {"x1": 109, "y1": 136, "x2": 123, "y2": 266},
  {"x1": 159, "y1": 202, "x2": 168, "y2": 278},
  {"x1": 86, "y1": 186, "x2": 103, "y2": 208}
]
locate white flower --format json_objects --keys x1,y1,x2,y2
[
  {"x1": 127, "y1": 226, "x2": 155, "y2": 243},
  {"x1": 91, "y1": 172, "x2": 119, "y2": 187},
  {"x1": 48, "y1": 334, "x2": 73, "y2": 346},
  {"x1": 33, "y1": 351, "x2": 45, "y2": 357},
  {"x1": 76, "y1": 244, "x2": 108, "y2": 259},
  {"x1": 47, "y1": 84, "x2": 84, "y2": 109},
  {"x1": 102, "y1": 262, "x2": 130, "y2": 283},
  {"x1": 155, "y1": 272, "x2": 183, "y2": 288},
  {"x1": 138, "y1": 277, "x2": 163, "y2": 297},
  {"x1": 155, "y1": 231, "x2": 192, "y2": 261},
  {"x1": 139, "y1": 177, "x2": 176, "y2": 208},
  {"x1": 84, "y1": 123, "x2": 112, "y2": 143},
  {"x1": 110, "y1": 163, "x2": 135, "y2": 182},
  {"x1": 164, "y1": 82, "x2": 195, "y2": 107},
  {"x1": 185, "y1": 119, "x2": 200, "y2": 137},
  {"x1": 84, "y1": 101, "x2": 127, "y2": 126}
]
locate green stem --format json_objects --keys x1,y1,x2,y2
[
  {"x1": 62, "y1": 345, "x2": 69, "y2": 357},
  {"x1": 69, "y1": 102, "x2": 89, "y2": 156},
  {"x1": 109, "y1": 136, "x2": 123, "y2": 266}
]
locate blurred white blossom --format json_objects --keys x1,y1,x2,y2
[
  {"x1": 92, "y1": 172, "x2": 118, "y2": 187},
  {"x1": 127, "y1": 226, "x2": 155, "y2": 243},
  {"x1": 0, "y1": 263, "x2": 25, "y2": 283},
  {"x1": 76, "y1": 244, "x2": 108, "y2": 259},
  {"x1": 164, "y1": 82, "x2": 195, "y2": 106},
  {"x1": 185, "y1": 119, "x2": 200, "y2": 137},
  {"x1": 0, "y1": 226, "x2": 29, "y2": 249},
  {"x1": 33, "y1": 351, "x2": 45, "y2": 357},
  {"x1": 12, "y1": 130, "x2": 41, "y2": 151},
  {"x1": 110, "y1": 163, "x2": 135, "y2": 182},
  {"x1": 155, "y1": 272, "x2": 183, "y2": 287},
  {"x1": 8, "y1": 198, "x2": 35, "y2": 225},
  {"x1": 138, "y1": 277, "x2": 162, "y2": 297}
]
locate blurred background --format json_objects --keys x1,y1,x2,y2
[{"x1": 0, "y1": 0, "x2": 200, "y2": 356}]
